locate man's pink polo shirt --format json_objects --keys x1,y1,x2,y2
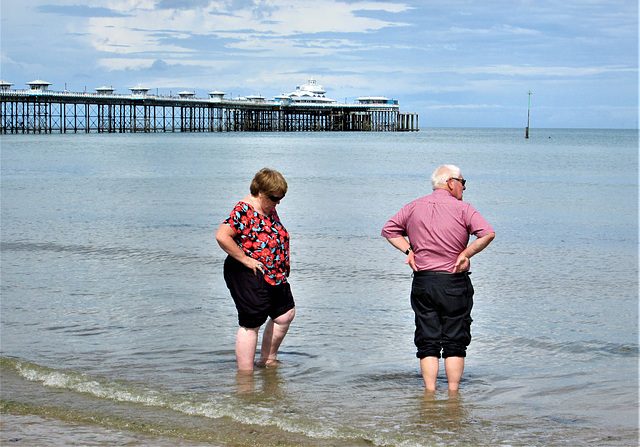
[{"x1": 381, "y1": 189, "x2": 494, "y2": 272}]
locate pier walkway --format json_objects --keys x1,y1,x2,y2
[{"x1": 0, "y1": 90, "x2": 418, "y2": 134}]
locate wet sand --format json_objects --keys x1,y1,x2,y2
[{"x1": 1, "y1": 413, "x2": 218, "y2": 447}]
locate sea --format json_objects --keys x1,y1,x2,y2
[{"x1": 1, "y1": 128, "x2": 638, "y2": 446}]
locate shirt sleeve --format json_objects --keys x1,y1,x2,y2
[
  {"x1": 466, "y1": 205, "x2": 495, "y2": 238},
  {"x1": 381, "y1": 206, "x2": 408, "y2": 238},
  {"x1": 223, "y1": 203, "x2": 245, "y2": 235}
]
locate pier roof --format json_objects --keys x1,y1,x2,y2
[
  {"x1": 129, "y1": 84, "x2": 150, "y2": 92},
  {"x1": 26, "y1": 79, "x2": 52, "y2": 90},
  {"x1": 96, "y1": 86, "x2": 116, "y2": 94}
]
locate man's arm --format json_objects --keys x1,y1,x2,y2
[
  {"x1": 453, "y1": 232, "x2": 495, "y2": 273},
  {"x1": 385, "y1": 236, "x2": 417, "y2": 271}
]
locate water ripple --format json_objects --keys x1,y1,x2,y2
[
  {"x1": 512, "y1": 337, "x2": 639, "y2": 358},
  {"x1": 1, "y1": 241, "x2": 221, "y2": 267}
]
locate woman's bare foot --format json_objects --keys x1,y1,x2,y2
[{"x1": 255, "y1": 358, "x2": 281, "y2": 368}]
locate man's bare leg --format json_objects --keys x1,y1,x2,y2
[
  {"x1": 420, "y1": 356, "x2": 439, "y2": 391},
  {"x1": 444, "y1": 356, "x2": 465, "y2": 391}
]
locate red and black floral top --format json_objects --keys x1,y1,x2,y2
[{"x1": 223, "y1": 201, "x2": 290, "y2": 285}]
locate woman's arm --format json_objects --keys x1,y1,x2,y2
[{"x1": 216, "y1": 224, "x2": 264, "y2": 275}]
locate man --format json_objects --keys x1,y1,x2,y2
[{"x1": 381, "y1": 165, "x2": 495, "y2": 392}]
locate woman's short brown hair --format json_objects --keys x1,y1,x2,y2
[{"x1": 250, "y1": 168, "x2": 288, "y2": 197}]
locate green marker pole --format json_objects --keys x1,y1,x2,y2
[{"x1": 526, "y1": 90, "x2": 532, "y2": 138}]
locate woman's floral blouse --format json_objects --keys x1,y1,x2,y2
[{"x1": 223, "y1": 201, "x2": 290, "y2": 285}]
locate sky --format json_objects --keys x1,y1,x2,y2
[{"x1": 1, "y1": 0, "x2": 638, "y2": 128}]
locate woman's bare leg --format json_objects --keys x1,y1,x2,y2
[
  {"x1": 257, "y1": 307, "x2": 295, "y2": 366},
  {"x1": 236, "y1": 326, "x2": 260, "y2": 370}
]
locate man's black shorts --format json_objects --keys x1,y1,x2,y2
[
  {"x1": 410, "y1": 271, "x2": 474, "y2": 359},
  {"x1": 223, "y1": 256, "x2": 295, "y2": 328}
]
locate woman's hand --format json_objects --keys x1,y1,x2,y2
[
  {"x1": 216, "y1": 224, "x2": 264, "y2": 275},
  {"x1": 242, "y1": 256, "x2": 264, "y2": 275}
]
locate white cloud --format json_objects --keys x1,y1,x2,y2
[
  {"x1": 458, "y1": 65, "x2": 637, "y2": 77},
  {"x1": 83, "y1": 0, "x2": 411, "y2": 57},
  {"x1": 449, "y1": 24, "x2": 539, "y2": 36},
  {"x1": 97, "y1": 57, "x2": 235, "y2": 71}
]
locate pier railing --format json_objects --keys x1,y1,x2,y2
[{"x1": 0, "y1": 90, "x2": 418, "y2": 133}]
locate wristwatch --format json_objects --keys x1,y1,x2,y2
[{"x1": 405, "y1": 247, "x2": 412, "y2": 255}]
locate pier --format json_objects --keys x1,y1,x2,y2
[{"x1": 0, "y1": 80, "x2": 418, "y2": 134}]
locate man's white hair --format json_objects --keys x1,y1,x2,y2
[{"x1": 431, "y1": 165, "x2": 461, "y2": 190}]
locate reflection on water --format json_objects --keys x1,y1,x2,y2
[
  {"x1": 419, "y1": 390, "x2": 466, "y2": 420},
  {"x1": 235, "y1": 367, "x2": 285, "y2": 395}
]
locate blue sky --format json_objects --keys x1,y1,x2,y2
[{"x1": 2, "y1": 0, "x2": 638, "y2": 128}]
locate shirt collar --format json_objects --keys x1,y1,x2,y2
[{"x1": 432, "y1": 188, "x2": 454, "y2": 198}]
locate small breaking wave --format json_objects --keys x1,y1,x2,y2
[{"x1": 0, "y1": 357, "x2": 400, "y2": 446}]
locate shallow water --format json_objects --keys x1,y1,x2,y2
[{"x1": 1, "y1": 129, "x2": 638, "y2": 446}]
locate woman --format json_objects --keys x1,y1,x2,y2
[{"x1": 216, "y1": 168, "x2": 296, "y2": 370}]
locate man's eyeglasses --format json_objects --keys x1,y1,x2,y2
[{"x1": 450, "y1": 178, "x2": 466, "y2": 186}]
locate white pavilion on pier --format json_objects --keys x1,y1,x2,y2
[
  {"x1": 0, "y1": 80, "x2": 13, "y2": 91},
  {"x1": 208, "y1": 91, "x2": 226, "y2": 102},
  {"x1": 281, "y1": 78, "x2": 337, "y2": 104},
  {"x1": 26, "y1": 79, "x2": 52, "y2": 92},
  {"x1": 96, "y1": 86, "x2": 116, "y2": 95},
  {"x1": 129, "y1": 84, "x2": 150, "y2": 97}
]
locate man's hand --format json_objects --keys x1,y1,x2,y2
[
  {"x1": 385, "y1": 236, "x2": 416, "y2": 271},
  {"x1": 453, "y1": 232, "x2": 495, "y2": 273},
  {"x1": 453, "y1": 254, "x2": 469, "y2": 273},
  {"x1": 405, "y1": 251, "x2": 417, "y2": 271}
]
